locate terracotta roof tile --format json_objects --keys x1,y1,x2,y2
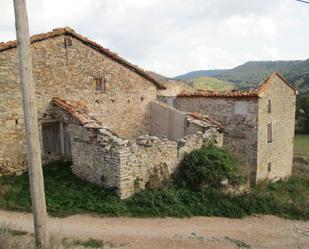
[
  {"x1": 0, "y1": 27, "x2": 165, "y2": 90},
  {"x1": 188, "y1": 112, "x2": 223, "y2": 130},
  {"x1": 52, "y1": 97, "x2": 100, "y2": 126},
  {"x1": 178, "y1": 89, "x2": 259, "y2": 98}
]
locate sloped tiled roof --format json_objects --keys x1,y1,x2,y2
[
  {"x1": 52, "y1": 97, "x2": 102, "y2": 128},
  {"x1": 178, "y1": 89, "x2": 259, "y2": 98},
  {"x1": 0, "y1": 27, "x2": 165, "y2": 90},
  {"x1": 188, "y1": 112, "x2": 223, "y2": 131},
  {"x1": 177, "y1": 72, "x2": 297, "y2": 98}
]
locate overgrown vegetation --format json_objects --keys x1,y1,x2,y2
[
  {"x1": 0, "y1": 144, "x2": 308, "y2": 220},
  {"x1": 73, "y1": 238, "x2": 103, "y2": 248},
  {"x1": 294, "y1": 135, "x2": 309, "y2": 162},
  {"x1": 296, "y1": 94, "x2": 309, "y2": 134},
  {"x1": 175, "y1": 144, "x2": 241, "y2": 190}
]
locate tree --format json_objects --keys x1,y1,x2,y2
[{"x1": 299, "y1": 94, "x2": 309, "y2": 134}]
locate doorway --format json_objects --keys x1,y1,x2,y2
[{"x1": 42, "y1": 121, "x2": 72, "y2": 161}]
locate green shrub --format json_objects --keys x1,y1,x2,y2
[
  {"x1": 0, "y1": 161, "x2": 308, "y2": 220},
  {"x1": 175, "y1": 144, "x2": 238, "y2": 190}
]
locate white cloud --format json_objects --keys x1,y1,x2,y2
[
  {"x1": 223, "y1": 15, "x2": 277, "y2": 38},
  {"x1": 262, "y1": 46, "x2": 280, "y2": 60},
  {"x1": 1, "y1": 0, "x2": 309, "y2": 77}
]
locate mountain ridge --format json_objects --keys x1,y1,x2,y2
[{"x1": 174, "y1": 59, "x2": 309, "y2": 91}]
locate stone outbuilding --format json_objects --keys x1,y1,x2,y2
[
  {"x1": 0, "y1": 27, "x2": 222, "y2": 198},
  {"x1": 174, "y1": 72, "x2": 297, "y2": 183}
]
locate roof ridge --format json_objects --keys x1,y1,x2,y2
[
  {"x1": 0, "y1": 27, "x2": 166, "y2": 90},
  {"x1": 255, "y1": 72, "x2": 297, "y2": 94}
]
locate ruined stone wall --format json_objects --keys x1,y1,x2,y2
[
  {"x1": 68, "y1": 121, "x2": 222, "y2": 199},
  {"x1": 175, "y1": 97, "x2": 259, "y2": 178},
  {"x1": 256, "y1": 77, "x2": 296, "y2": 182},
  {"x1": 0, "y1": 35, "x2": 157, "y2": 173}
]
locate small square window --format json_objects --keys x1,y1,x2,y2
[
  {"x1": 267, "y1": 163, "x2": 272, "y2": 172},
  {"x1": 94, "y1": 78, "x2": 106, "y2": 92},
  {"x1": 234, "y1": 101, "x2": 248, "y2": 115},
  {"x1": 267, "y1": 123, "x2": 272, "y2": 143},
  {"x1": 267, "y1": 99, "x2": 272, "y2": 113}
]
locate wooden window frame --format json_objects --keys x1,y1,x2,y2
[{"x1": 94, "y1": 78, "x2": 106, "y2": 93}]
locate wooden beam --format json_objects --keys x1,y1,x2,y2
[{"x1": 13, "y1": 0, "x2": 49, "y2": 247}]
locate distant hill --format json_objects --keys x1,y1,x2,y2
[
  {"x1": 175, "y1": 59, "x2": 309, "y2": 91},
  {"x1": 187, "y1": 77, "x2": 235, "y2": 91}
]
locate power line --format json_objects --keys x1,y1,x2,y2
[{"x1": 296, "y1": 0, "x2": 309, "y2": 4}]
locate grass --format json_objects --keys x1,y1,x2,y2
[
  {"x1": 225, "y1": 236, "x2": 251, "y2": 249},
  {"x1": 0, "y1": 161, "x2": 308, "y2": 220},
  {"x1": 294, "y1": 134, "x2": 309, "y2": 161},
  {"x1": 188, "y1": 77, "x2": 236, "y2": 91},
  {"x1": 73, "y1": 238, "x2": 103, "y2": 248},
  {"x1": 0, "y1": 223, "x2": 104, "y2": 249}
]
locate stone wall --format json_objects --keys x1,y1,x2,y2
[
  {"x1": 175, "y1": 97, "x2": 259, "y2": 179},
  {"x1": 0, "y1": 34, "x2": 158, "y2": 173},
  {"x1": 67, "y1": 117, "x2": 222, "y2": 199},
  {"x1": 256, "y1": 76, "x2": 296, "y2": 182}
]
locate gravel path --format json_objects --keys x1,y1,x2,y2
[{"x1": 0, "y1": 210, "x2": 308, "y2": 249}]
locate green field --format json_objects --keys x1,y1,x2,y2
[
  {"x1": 294, "y1": 135, "x2": 309, "y2": 161},
  {"x1": 188, "y1": 77, "x2": 236, "y2": 91}
]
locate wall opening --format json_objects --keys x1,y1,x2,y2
[
  {"x1": 267, "y1": 123, "x2": 273, "y2": 143},
  {"x1": 42, "y1": 121, "x2": 72, "y2": 160},
  {"x1": 267, "y1": 162, "x2": 272, "y2": 173},
  {"x1": 267, "y1": 99, "x2": 272, "y2": 113},
  {"x1": 94, "y1": 78, "x2": 106, "y2": 92}
]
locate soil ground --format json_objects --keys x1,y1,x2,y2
[{"x1": 0, "y1": 211, "x2": 308, "y2": 249}]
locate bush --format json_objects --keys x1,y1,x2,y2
[
  {"x1": 175, "y1": 144, "x2": 239, "y2": 190},
  {"x1": 0, "y1": 161, "x2": 308, "y2": 220}
]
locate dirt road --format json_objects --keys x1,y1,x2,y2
[{"x1": 0, "y1": 210, "x2": 308, "y2": 249}]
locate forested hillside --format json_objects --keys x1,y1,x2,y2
[{"x1": 175, "y1": 59, "x2": 309, "y2": 91}]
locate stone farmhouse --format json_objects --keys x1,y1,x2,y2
[
  {"x1": 173, "y1": 72, "x2": 297, "y2": 183},
  {"x1": 0, "y1": 27, "x2": 222, "y2": 198},
  {"x1": 0, "y1": 27, "x2": 297, "y2": 198}
]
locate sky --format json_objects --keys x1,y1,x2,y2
[{"x1": 1, "y1": 0, "x2": 309, "y2": 77}]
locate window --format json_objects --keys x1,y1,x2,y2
[
  {"x1": 267, "y1": 123, "x2": 272, "y2": 143},
  {"x1": 234, "y1": 101, "x2": 248, "y2": 115},
  {"x1": 94, "y1": 78, "x2": 106, "y2": 92},
  {"x1": 267, "y1": 99, "x2": 272, "y2": 113},
  {"x1": 267, "y1": 163, "x2": 272, "y2": 172}
]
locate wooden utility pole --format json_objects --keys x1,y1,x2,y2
[{"x1": 13, "y1": 0, "x2": 49, "y2": 247}]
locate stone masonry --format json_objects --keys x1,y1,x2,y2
[
  {"x1": 44, "y1": 99, "x2": 222, "y2": 198},
  {"x1": 0, "y1": 27, "x2": 164, "y2": 173},
  {"x1": 175, "y1": 73, "x2": 297, "y2": 183}
]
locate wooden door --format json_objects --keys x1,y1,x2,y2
[{"x1": 42, "y1": 122, "x2": 72, "y2": 161}]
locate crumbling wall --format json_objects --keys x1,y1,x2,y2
[{"x1": 69, "y1": 123, "x2": 222, "y2": 199}]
